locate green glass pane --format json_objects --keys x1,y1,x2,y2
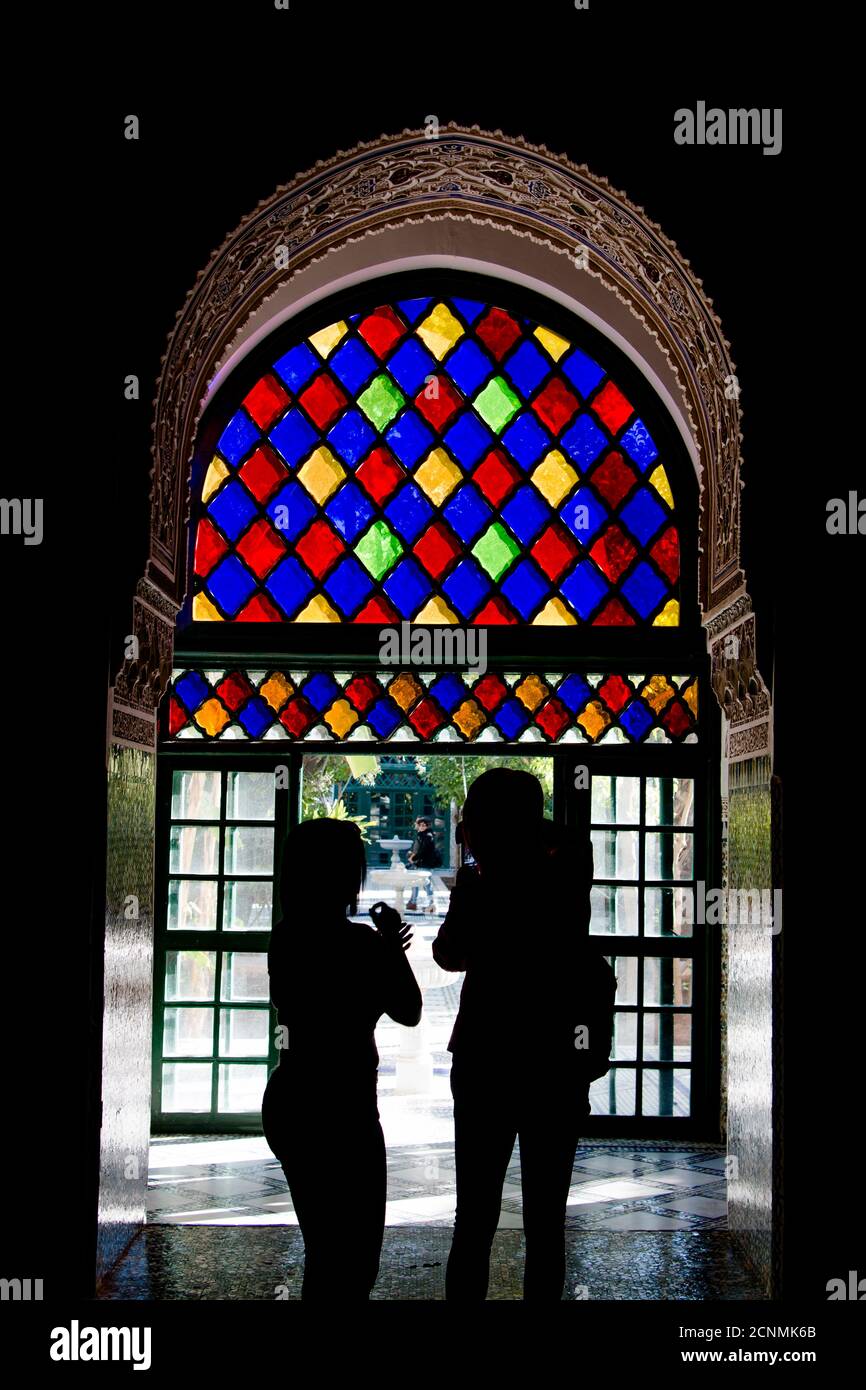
[
  {"x1": 354, "y1": 520, "x2": 403, "y2": 579},
  {"x1": 357, "y1": 374, "x2": 405, "y2": 430},
  {"x1": 471, "y1": 522, "x2": 521, "y2": 581},
  {"x1": 473, "y1": 375, "x2": 521, "y2": 433}
]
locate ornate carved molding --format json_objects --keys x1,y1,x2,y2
[
  {"x1": 710, "y1": 605, "x2": 771, "y2": 726},
  {"x1": 147, "y1": 126, "x2": 745, "y2": 614}
]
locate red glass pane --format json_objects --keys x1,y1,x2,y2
[
  {"x1": 239, "y1": 444, "x2": 289, "y2": 503},
  {"x1": 345, "y1": 674, "x2": 381, "y2": 714},
  {"x1": 531, "y1": 379, "x2": 579, "y2": 435},
  {"x1": 473, "y1": 449, "x2": 521, "y2": 507},
  {"x1": 413, "y1": 375, "x2": 462, "y2": 429},
  {"x1": 472, "y1": 673, "x2": 508, "y2": 710},
  {"x1": 194, "y1": 517, "x2": 229, "y2": 577},
  {"x1": 591, "y1": 380, "x2": 633, "y2": 434},
  {"x1": 590, "y1": 524, "x2": 637, "y2": 583},
  {"x1": 358, "y1": 305, "x2": 406, "y2": 359},
  {"x1": 593, "y1": 597, "x2": 636, "y2": 626},
  {"x1": 413, "y1": 521, "x2": 461, "y2": 580},
  {"x1": 531, "y1": 523, "x2": 579, "y2": 583},
  {"x1": 472, "y1": 595, "x2": 519, "y2": 625},
  {"x1": 216, "y1": 672, "x2": 253, "y2": 712},
  {"x1": 650, "y1": 526, "x2": 680, "y2": 583},
  {"x1": 408, "y1": 697, "x2": 446, "y2": 738},
  {"x1": 280, "y1": 696, "x2": 317, "y2": 736},
  {"x1": 353, "y1": 595, "x2": 400, "y2": 624},
  {"x1": 598, "y1": 674, "x2": 633, "y2": 713},
  {"x1": 535, "y1": 697, "x2": 570, "y2": 740},
  {"x1": 298, "y1": 373, "x2": 348, "y2": 431},
  {"x1": 236, "y1": 591, "x2": 283, "y2": 621},
  {"x1": 243, "y1": 374, "x2": 290, "y2": 430},
  {"x1": 235, "y1": 517, "x2": 287, "y2": 579},
  {"x1": 663, "y1": 700, "x2": 691, "y2": 737},
  {"x1": 592, "y1": 452, "x2": 637, "y2": 507},
  {"x1": 295, "y1": 518, "x2": 345, "y2": 579},
  {"x1": 168, "y1": 696, "x2": 188, "y2": 735},
  {"x1": 475, "y1": 307, "x2": 521, "y2": 361},
  {"x1": 355, "y1": 446, "x2": 405, "y2": 504}
]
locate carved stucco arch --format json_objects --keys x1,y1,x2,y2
[{"x1": 111, "y1": 125, "x2": 769, "y2": 757}]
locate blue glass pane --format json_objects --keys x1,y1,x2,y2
[
  {"x1": 500, "y1": 558, "x2": 549, "y2": 620},
  {"x1": 329, "y1": 338, "x2": 378, "y2": 395},
  {"x1": 446, "y1": 340, "x2": 493, "y2": 395},
  {"x1": 619, "y1": 488, "x2": 668, "y2": 546},
  {"x1": 384, "y1": 411, "x2": 435, "y2": 467},
  {"x1": 501, "y1": 486, "x2": 551, "y2": 545},
  {"x1": 273, "y1": 342, "x2": 319, "y2": 392},
  {"x1": 620, "y1": 419, "x2": 659, "y2": 470},
  {"x1": 442, "y1": 485, "x2": 493, "y2": 544},
  {"x1": 443, "y1": 413, "x2": 493, "y2": 468},
  {"x1": 442, "y1": 559, "x2": 491, "y2": 619},
  {"x1": 451, "y1": 297, "x2": 485, "y2": 325},
  {"x1": 207, "y1": 481, "x2": 258, "y2": 542},
  {"x1": 620, "y1": 561, "x2": 668, "y2": 619},
  {"x1": 561, "y1": 347, "x2": 605, "y2": 398},
  {"x1": 175, "y1": 670, "x2": 211, "y2": 711},
  {"x1": 504, "y1": 340, "x2": 549, "y2": 396},
  {"x1": 218, "y1": 410, "x2": 259, "y2": 466},
  {"x1": 265, "y1": 481, "x2": 317, "y2": 541},
  {"x1": 207, "y1": 555, "x2": 258, "y2": 617},
  {"x1": 367, "y1": 697, "x2": 403, "y2": 738},
  {"x1": 560, "y1": 560, "x2": 610, "y2": 619},
  {"x1": 238, "y1": 697, "x2": 274, "y2": 738},
  {"x1": 301, "y1": 672, "x2": 342, "y2": 712},
  {"x1": 382, "y1": 558, "x2": 432, "y2": 617},
  {"x1": 619, "y1": 700, "x2": 654, "y2": 740},
  {"x1": 559, "y1": 487, "x2": 608, "y2": 542},
  {"x1": 500, "y1": 413, "x2": 550, "y2": 470},
  {"x1": 324, "y1": 482, "x2": 375, "y2": 542},
  {"x1": 386, "y1": 339, "x2": 437, "y2": 396},
  {"x1": 556, "y1": 674, "x2": 593, "y2": 712},
  {"x1": 384, "y1": 483, "x2": 434, "y2": 543},
  {"x1": 429, "y1": 673, "x2": 469, "y2": 712},
  {"x1": 396, "y1": 297, "x2": 434, "y2": 324},
  {"x1": 323, "y1": 556, "x2": 374, "y2": 616},
  {"x1": 269, "y1": 409, "x2": 319, "y2": 468},
  {"x1": 494, "y1": 696, "x2": 530, "y2": 740},
  {"x1": 327, "y1": 410, "x2": 376, "y2": 467},
  {"x1": 263, "y1": 555, "x2": 315, "y2": 617},
  {"x1": 560, "y1": 414, "x2": 608, "y2": 468}
]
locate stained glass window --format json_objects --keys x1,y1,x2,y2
[
  {"x1": 191, "y1": 298, "x2": 681, "y2": 627},
  {"x1": 164, "y1": 668, "x2": 698, "y2": 745}
]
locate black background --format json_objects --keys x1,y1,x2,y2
[{"x1": 3, "y1": 0, "x2": 861, "y2": 1353}]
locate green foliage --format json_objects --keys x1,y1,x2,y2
[{"x1": 414, "y1": 754, "x2": 554, "y2": 817}]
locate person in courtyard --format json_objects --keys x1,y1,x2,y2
[
  {"x1": 432, "y1": 768, "x2": 616, "y2": 1302},
  {"x1": 262, "y1": 817, "x2": 422, "y2": 1300},
  {"x1": 406, "y1": 815, "x2": 440, "y2": 913}
]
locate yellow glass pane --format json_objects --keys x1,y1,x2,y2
[
  {"x1": 298, "y1": 447, "x2": 346, "y2": 505},
  {"x1": 295, "y1": 594, "x2": 342, "y2": 623},
  {"x1": 452, "y1": 699, "x2": 486, "y2": 739},
  {"x1": 309, "y1": 320, "x2": 348, "y2": 359},
  {"x1": 192, "y1": 592, "x2": 224, "y2": 621},
  {"x1": 531, "y1": 450, "x2": 579, "y2": 507},
  {"x1": 682, "y1": 680, "x2": 699, "y2": 717},
  {"x1": 324, "y1": 699, "x2": 358, "y2": 738},
  {"x1": 414, "y1": 448, "x2": 462, "y2": 505},
  {"x1": 202, "y1": 456, "x2": 230, "y2": 503},
  {"x1": 652, "y1": 599, "x2": 680, "y2": 627},
  {"x1": 648, "y1": 464, "x2": 674, "y2": 508},
  {"x1": 641, "y1": 675, "x2": 675, "y2": 713},
  {"x1": 415, "y1": 596, "x2": 459, "y2": 623},
  {"x1": 416, "y1": 303, "x2": 465, "y2": 360},
  {"x1": 194, "y1": 698, "x2": 231, "y2": 737},
  {"x1": 388, "y1": 672, "x2": 423, "y2": 711},
  {"x1": 533, "y1": 325, "x2": 571, "y2": 362},
  {"x1": 260, "y1": 673, "x2": 294, "y2": 711},
  {"x1": 577, "y1": 700, "x2": 611, "y2": 741},
  {"x1": 515, "y1": 674, "x2": 549, "y2": 711},
  {"x1": 532, "y1": 597, "x2": 577, "y2": 626}
]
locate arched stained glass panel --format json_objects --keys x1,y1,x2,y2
[{"x1": 192, "y1": 297, "x2": 681, "y2": 626}]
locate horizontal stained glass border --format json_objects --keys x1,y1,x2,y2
[{"x1": 164, "y1": 668, "x2": 699, "y2": 746}]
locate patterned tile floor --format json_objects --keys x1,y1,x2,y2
[{"x1": 147, "y1": 1124, "x2": 728, "y2": 1233}]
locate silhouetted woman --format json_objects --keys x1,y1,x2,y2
[
  {"x1": 262, "y1": 818, "x2": 422, "y2": 1300},
  {"x1": 433, "y1": 768, "x2": 615, "y2": 1302}
]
